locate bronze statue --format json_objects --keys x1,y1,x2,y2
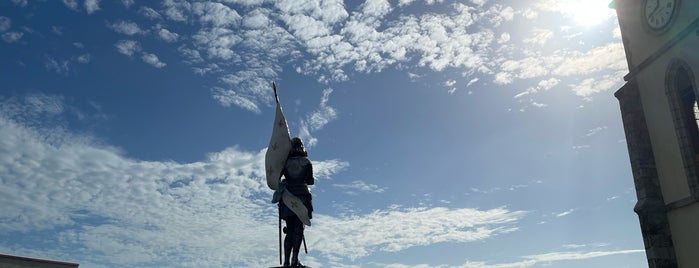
[
  {"x1": 279, "y1": 137, "x2": 314, "y2": 266},
  {"x1": 266, "y1": 83, "x2": 314, "y2": 267}
]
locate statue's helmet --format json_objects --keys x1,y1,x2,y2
[{"x1": 290, "y1": 137, "x2": 306, "y2": 156}]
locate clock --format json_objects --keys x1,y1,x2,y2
[{"x1": 644, "y1": 0, "x2": 678, "y2": 30}]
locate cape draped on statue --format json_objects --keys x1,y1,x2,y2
[{"x1": 265, "y1": 83, "x2": 311, "y2": 226}]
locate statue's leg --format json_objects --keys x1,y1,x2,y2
[{"x1": 290, "y1": 217, "x2": 304, "y2": 266}]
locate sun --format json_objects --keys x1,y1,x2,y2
[{"x1": 560, "y1": 0, "x2": 616, "y2": 27}]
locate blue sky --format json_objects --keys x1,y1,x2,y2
[{"x1": 0, "y1": 0, "x2": 646, "y2": 267}]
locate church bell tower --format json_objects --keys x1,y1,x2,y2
[{"x1": 613, "y1": 0, "x2": 699, "y2": 267}]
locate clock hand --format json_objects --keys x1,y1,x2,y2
[{"x1": 649, "y1": 0, "x2": 660, "y2": 20}]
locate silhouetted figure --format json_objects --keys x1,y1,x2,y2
[{"x1": 279, "y1": 137, "x2": 314, "y2": 267}]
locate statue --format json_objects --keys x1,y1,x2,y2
[
  {"x1": 265, "y1": 83, "x2": 313, "y2": 267},
  {"x1": 279, "y1": 137, "x2": 314, "y2": 266}
]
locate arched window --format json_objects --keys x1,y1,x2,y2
[{"x1": 666, "y1": 60, "x2": 699, "y2": 198}]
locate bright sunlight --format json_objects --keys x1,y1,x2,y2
[{"x1": 557, "y1": 0, "x2": 616, "y2": 26}]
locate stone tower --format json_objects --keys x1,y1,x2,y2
[{"x1": 613, "y1": 0, "x2": 699, "y2": 267}]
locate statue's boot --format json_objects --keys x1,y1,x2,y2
[
  {"x1": 283, "y1": 238, "x2": 292, "y2": 266},
  {"x1": 291, "y1": 247, "x2": 302, "y2": 267}
]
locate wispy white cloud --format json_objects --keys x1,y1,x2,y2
[
  {"x1": 1, "y1": 31, "x2": 22, "y2": 43},
  {"x1": 0, "y1": 95, "x2": 526, "y2": 266},
  {"x1": 139, "y1": 6, "x2": 162, "y2": 20},
  {"x1": 108, "y1": 20, "x2": 146, "y2": 36},
  {"x1": 553, "y1": 43, "x2": 626, "y2": 76},
  {"x1": 162, "y1": 0, "x2": 192, "y2": 22},
  {"x1": 157, "y1": 27, "x2": 179, "y2": 42},
  {"x1": 84, "y1": 0, "x2": 100, "y2": 14},
  {"x1": 99, "y1": 0, "x2": 625, "y2": 112},
  {"x1": 141, "y1": 53, "x2": 166, "y2": 68},
  {"x1": 299, "y1": 88, "x2": 338, "y2": 147},
  {"x1": 114, "y1": 39, "x2": 141, "y2": 56},
  {"x1": 312, "y1": 159, "x2": 349, "y2": 179},
  {"x1": 570, "y1": 71, "x2": 625, "y2": 98},
  {"x1": 310, "y1": 207, "x2": 525, "y2": 260},
  {"x1": 62, "y1": 0, "x2": 78, "y2": 11},
  {"x1": 192, "y1": 2, "x2": 242, "y2": 27},
  {"x1": 76, "y1": 53, "x2": 90, "y2": 63},
  {"x1": 212, "y1": 87, "x2": 261, "y2": 113},
  {"x1": 585, "y1": 126, "x2": 608, "y2": 137},
  {"x1": 563, "y1": 242, "x2": 610, "y2": 249},
  {"x1": 0, "y1": 17, "x2": 10, "y2": 32},
  {"x1": 44, "y1": 56, "x2": 71, "y2": 74},
  {"x1": 523, "y1": 29, "x2": 554, "y2": 46},
  {"x1": 524, "y1": 249, "x2": 644, "y2": 263},
  {"x1": 555, "y1": 209, "x2": 575, "y2": 217},
  {"x1": 10, "y1": 0, "x2": 27, "y2": 7},
  {"x1": 120, "y1": 0, "x2": 134, "y2": 8},
  {"x1": 0, "y1": 95, "x2": 348, "y2": 266},
  {"x1": 572, "y1": 145, "x2": 590, "y2": 150},
  {"x1": 378, "y1": 249, "x2": 643, "y2": 267},
  {"x1": 333, "y1": 180, "x2": 386, "y2": 194},
  {"x1": 51, "y1": 26, "x2": 63, "y2": 35}
]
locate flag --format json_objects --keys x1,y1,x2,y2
[
  {"x1": 265, "y1": 82, "x2": 291, "y2": 191},
  {"x1": 265, "y1": 83, "x2": 312, "y2": 226},
  {"x1": 273, "y1": 184, "x2": 312, "y2": 226}
]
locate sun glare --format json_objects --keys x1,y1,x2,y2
[{"x1": 560, "y1": 0, "x2": 615, "y2": 27}]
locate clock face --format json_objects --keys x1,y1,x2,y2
[{"x1": 644, "y1": 0, "x2": 677, "y2": 30}]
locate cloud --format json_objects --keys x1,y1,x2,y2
[
  {"x1": 555, "y1": 209, "x2": 575, "y2": 217},
  {"x1": 11, "y1": 0, "x2": 27, "y2": 7},
  {"x1": 497, "y1": 32, "x2": 510, "y2": 44},
  {"x1": 378, "y1": 249, "x2": 644, "y2": 267},
  {"x1": 523, "y1": 29, "x2": 553, "y2": 46},
  {"x1": 562, "y1": 243, "x2": 609, "y2": 249},
  {"x1": 192, "y1": 2, "x2": 242, "y2": 27},
  {"x1": 46, "y1": 0, "x2": 625, "y2": 112},
  {"x1": 76, "y1": 53, "x2": 91, "y2": 63},
  {"x1": 310, "y1": 207, "x2": 526, "y2": 260},
  {"x1": 333, "y1": 180, "x2": 386, "y2": 194},
  {"x1": 84, "y1": 0, "x2": 100, "y2": 14},
  {"x1": 1, "y1": 31, "x2": 22, "y2": 43},
  {"x1": 311, "y1": 159, "x2": 349, "y2": 179},
  {"x1": 162, "y1": 0, "x2": 192, "y2": 22},
  {"x1": 0, "y1": 95, "x2": 527, "y2": 267},
  {"x1": 570, "y1": 71, "x2": 625, "y2": 98},
  {"x1": 139, "y1": 6, "x2": 162, "y2": 19},
  {"x1": 108, "y1": 20, "x2": 146, "y2": 36},
  {"x1": 157, "y1": 27, "x2": 179, "y2": 42},
  {"x1": 88, "y1": 0, "x2": 620, "y2": 113},
  {"x1": 572, "y1": 145, "x2": 590, "y2": 150},
  {"x1": 62, "y1": 0, "x2": 78, "y2": 11},
  {"x1": 114, "y1": 40, "x2": 141, "y2": 56},
  {"x1": 0, "y1": 17, "x2": 10, "y2": 32},
  {"x1": 211, "y1": 87, "x2": 261, "y2": 113},
  {"x1": 44, "y1": 56, "x2": 71, "y2": 74},
  {"x1": 445, "y1": 79, "x2": 458, "y2": 94},
  {"x1": 553, "y1": 43, "x2": 626, "y2": 76},
  {"x1": 141, "y1": 53, "x2": 166, "y2": 68},
  {"x1": 524, "y1": 249, "x2": 644, "y2": 263},
  {"x1": 299, "y1": 88, "x2": 338, "y2": 147},
  {"x1": 584, "y1": 126, "x2": 607, "y2": 137},
  {"x1": 120, "y1": 0, "x2": 134, "y2": 8}
]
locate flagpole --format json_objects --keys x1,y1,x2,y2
[
  {"x1": 302, "y1": 234, "x2": 308, "y2": 254},
  {"x1": 278, "y1": 206, "x2": 282, "y2": 265},
  {"x1": 272, "y1": 81, "x2": 282, "y2": 265}
]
